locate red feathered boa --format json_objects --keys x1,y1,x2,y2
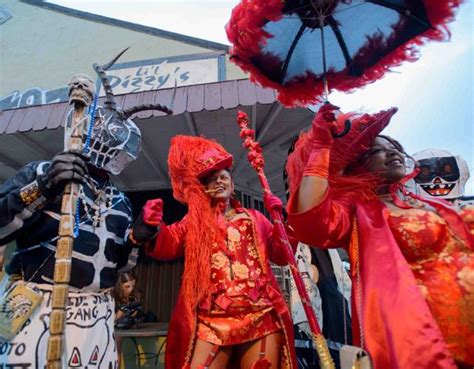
[{"x1": 226, "y1": 0, "x2": 464, "y2": 107}]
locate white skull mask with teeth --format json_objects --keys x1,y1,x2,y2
[{"x1": 413, "y1": 149, "x2": 469, "y2": 200}]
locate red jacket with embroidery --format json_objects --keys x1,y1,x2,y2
[
  {"x1": 146, "y1": 205, "x2": 297, "y2": 369},
  {"x1": 287, "y1": 190, "x2": 473, "y2": 369}
]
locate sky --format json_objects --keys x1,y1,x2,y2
[{"x1": 49, "y1": 0, "x2": 474, "y2": 195}]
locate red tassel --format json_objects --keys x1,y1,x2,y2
[{"x1": 250, "y1": 358, "x2": 271, "y2": 369}]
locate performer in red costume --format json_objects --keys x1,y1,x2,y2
[
  {"x1": 285, "y1": 104, "x2": 474, "y2": 369},
  {"x1": 132, "y1": 135, "x2": 297, "y2": 369}
]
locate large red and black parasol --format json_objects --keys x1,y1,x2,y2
[{"x1": 226, "y1": 0, "x2": 463, "y2": 106}]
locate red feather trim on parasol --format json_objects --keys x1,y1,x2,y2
[{"x1": 227, "y1": 0, "x2": 464, "y2": 107}]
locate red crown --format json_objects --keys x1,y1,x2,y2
[
  {"x1": 168, "y1": 135, "x2": 233, "y2": 204},
  {"x1": 196, "y1": 147, "x2": 233, "y2": 179}
]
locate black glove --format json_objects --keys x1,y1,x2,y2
[
  {"x1": 131, "y1": 211, "x2": 158, "y2": 244},
  {"x1": 37, "y1": 150, "x2": 89, "y2": 198}
]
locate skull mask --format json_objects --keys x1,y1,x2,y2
[
  {"x1": 68, "y1": 74, "x2": 95, "y2": 106},
  {"x1": 85, "y1": 106, "x2": 141, "y2": 175},
  {"x1": 413, "y1": 149, "x2": 470, "y2": 200}
]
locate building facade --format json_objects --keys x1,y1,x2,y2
[{"x1": 0, "y1": 0, "x2": 305, "y2": 349}]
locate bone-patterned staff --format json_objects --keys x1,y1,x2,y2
[
  {"x1": 46, "y1": 75, "x2": 94, "y2": 369},
  {"x1": 236, "y1": 110, "x2": 335, "y2": 369}
]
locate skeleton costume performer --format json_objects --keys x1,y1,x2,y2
[
  {"x1": 0, "y1": 71, "x2": 149, "y2": 368},
  {"x1": 143, "y1": 136, "x2": 297, "y2": 369},
  {"x1": 413, "y1": 148, "x2": 473, "y2": 208},
  {"x1": 285, "y1": 105, "x2": 474, "y2": 369}
]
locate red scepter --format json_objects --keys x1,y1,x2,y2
[{"x1": 236, "y1": 110, "x2": 334, "y2": 369}]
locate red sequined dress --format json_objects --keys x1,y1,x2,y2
[
  {"x1": 197, "y1": 208, "x2": 281, "y2": 345},
  {"x1": 388, "y1": 206, "x2": 474, "y2": 365},
  {"x1": 146, "y1": 201, "x2": 297, "y2": 369}
]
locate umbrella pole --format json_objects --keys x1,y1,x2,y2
[
  {"x1": 236, "y1": 111, "x2": 335, "y2": 369},
  {"x1": 318, "y1": 13, "x2": 329, "y2": 101},
  {"x1": 317, "y1": 11, "x2": 353, "y2": 139}
]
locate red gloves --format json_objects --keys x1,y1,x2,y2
[
  {"x1": 263, "y1": 193, "x2": 283, "y2": 214},
  {"x1": 130, "y1": 199, "x2": 163, "y2": 245},
  {"x1": 303, "y1": 103, "x2": 340, "y2": 179},
  {"x1": 310, "y1": 102, "x2": 340, "y2": 148},
  {"x1": 142, "y1": 199, "x2": 163, "y2": 227}
]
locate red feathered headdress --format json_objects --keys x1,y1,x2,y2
[
  {"x1": 169, "y1": 135, "x2": 233, "y2": 203},
  {"x1": 168, "y1": 135, "x2": 233, "y2": 309},
  {"x1": 286, "y1": 107, "x2": 398, "y2": 198}
]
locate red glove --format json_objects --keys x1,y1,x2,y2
[
  {"x1": 303, "y1": 103, "x2": 340, "y2": 179},
  {"x1": 310, "y1": 102, "x2": 340, "y2": 149},
  {"x1": 130, "y1": 199, "x2": 163, "y2": 244},
  {"x1": 263, "y1": 193, "x2": 283, "y2": 214},
  {"x1": 143, "y1": 199, "x2": 163, "y2": 227}
]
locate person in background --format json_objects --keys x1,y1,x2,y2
[
  {"x1": 285, "y1": 103, "x2": 474, "y2": 369},
  {"x1": 113, "y1": 271, "x2": 143, "y2": 328},
  {"x1": 113, "y1": 270, "x2": 144, "y2": 367},
  {"x1": 132, "y1": 135, "x2": 297, "y2": 369},
  {"x1": 412, "y1": 148, "x2": 473, "y2": 208}
]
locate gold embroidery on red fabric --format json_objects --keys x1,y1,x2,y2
[{"x1": 388, "y1": 208, "x2": 474, "y2": 364}]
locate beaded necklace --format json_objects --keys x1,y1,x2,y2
[{"x1": 78, "y1": 181, "x2": 115, "y2": 228}]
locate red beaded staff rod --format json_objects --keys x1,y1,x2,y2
[{"x1": 236, "y1": 110, "x2": 334, "y2": 369}]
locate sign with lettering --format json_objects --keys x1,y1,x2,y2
[
  {"x1": 102, "y1": 56, "x2": 221, "y2": 95},
  {"x1": 0, "y1": 87, "x2": 68, "y2": 110},
  {"x1": 0, "y1": 53, "x2": 224, "y2": 110}
]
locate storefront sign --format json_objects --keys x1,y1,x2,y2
[
  {"x1": 0, "y1": 87, "x2": 68, "y2": 110},
  {"x1": 1, "y1": 53, "x2": 224, "y2": 110},
  {"x1": 102, "y1": 55, "x2": 221, "y2": 95}
]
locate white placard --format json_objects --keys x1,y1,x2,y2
[{"x1": 100, "y1": 57, "x2": 219, "y2": 95}]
